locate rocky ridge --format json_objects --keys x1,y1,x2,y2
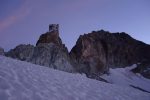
[
  {"x1": 4, "y1": 25, "x2": 150, "y2": 79},
  {"x1": 6, "y1": 24, "x2": 74, "y2": 73}
]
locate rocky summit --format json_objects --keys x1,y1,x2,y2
[
  {"x1": 5, "y1": 25, "x2": 150, "y2": 80},
  {"x1": 6, "y1": 24, "x2": 74, "y2": 73},
  {"x1": 36, "y1": 24, "x2": 62, "y2": 46},
  {"x1": 70, "y1": 30, "x2": 150, "y2": 78}
]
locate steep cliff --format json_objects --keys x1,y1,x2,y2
[{"x1": 70, "y1": 30, "x2": 150, "y2": 77}]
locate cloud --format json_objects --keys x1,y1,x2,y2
[{"x1": 0, "y1": 1, "x2": 30, "y2": 32}]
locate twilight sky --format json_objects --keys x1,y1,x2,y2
[{"x1": 0, "y1": 0, "x2": 150, "y2": 51}]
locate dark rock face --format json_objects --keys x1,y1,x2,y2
[
  {"x1": 6, "y1": 24, "x2": 75, "y2": 73},
  {"x1": 70, "y1": 30, "x2": 150, "y2": 76},
  {"x1": 0, "y1": 47, "x2": 4, "y2": 56}
]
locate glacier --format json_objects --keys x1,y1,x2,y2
[{"x1": 0, "y1": 55, "x2": 150, "y2": 100}]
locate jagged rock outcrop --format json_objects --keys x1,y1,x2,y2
[
  {"x1": 0, "y1": 47, "x2": 4, "y2": 56},
  {"x1": 70, "y1": 30, "x2": 150, "y2": 76},
  {"x1": 6, "y1": 24, "x2": 75, "y2": 73},
  {"x1": 6, "y1": 44, "x2": 34, "y2": 61}
]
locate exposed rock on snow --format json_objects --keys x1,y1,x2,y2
[
  {"x1": 0, "y1": 47, "x2": 4, "y2": 56},
  {"x1": 132, "y1": 61, "x2": 150, "y2": 79},
  {"x1": 0, "y1": 56, "x2": 150, "y2": 100}
]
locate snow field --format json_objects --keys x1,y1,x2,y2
[{"x1": 0, "y1": 56, "x2": 150, "y2": 100}]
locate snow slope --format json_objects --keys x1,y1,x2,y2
[
  {"x1": 101, "y1": 65, "x2": 150, "y2": 92},
  {"x1": 0, "y1": 56, "x2": 150, "y2": 100}
]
